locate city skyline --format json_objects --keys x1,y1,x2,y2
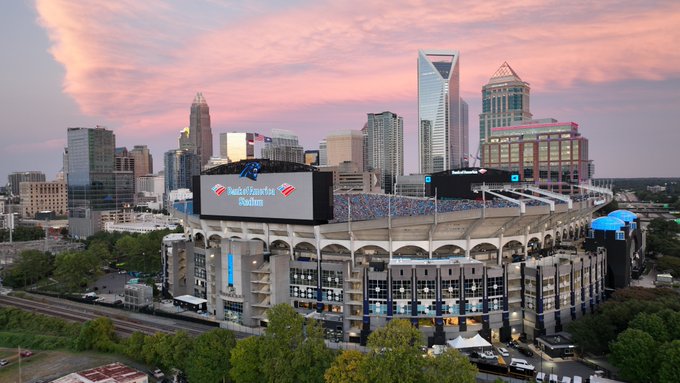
[{"x1": 2, "y1": 1, "x2": 680, "y2": 183}]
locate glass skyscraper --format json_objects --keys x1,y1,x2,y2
[
  {"x1": 164, "y1": 149, "x2": 201, "y2": 198},
  {"x1": 479, "y1": 62, "x2": 532, "y2": 143},
  {"x1": 418, "y1": 50, "x2": 467, "y2": 173},
  {"x1": 367, "y1": 112, "x2": 403, "y2": 194},
  {"x1": 66, "y1": 127, "x2": 116, "y2": 238}
]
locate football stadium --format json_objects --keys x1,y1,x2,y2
[{"x1": 164, "y1": 160, "x2": 622, "y2": 345}]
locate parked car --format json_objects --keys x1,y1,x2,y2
[
  {"x1": 150, "y1": 368, "x2": 164, "y2": 379},
  {"x1": 509, "y1": 358, "x2": 535, "y2": 371},
  {"x1": 506, "y1": 340, "x2": 519, "y2": 348},
  {"x1": 536, "y1": 372, "x2": 546, "y2": 382},
  {"x1": 496, "y1": 347, "x2": 509, "y2": 357},
  {"x1": 0, "y1": 359, "x2": 8, "y2": 366},
  {"x1": 20, "y1": 350, "x2": 34, "y2": 357},
  {"x1": 517, "y1": 346, "x2": 534, "y2": 357},
  {"x1": 480, "y1": 350, "x2": 496, "y2": 360},
  {"x1": 469, "y1": 351, "x2": 481, "y2": 359}
]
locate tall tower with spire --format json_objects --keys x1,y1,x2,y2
[
  {"x1": 182, "y1": 92, "x2": 213, "y2": 166},
  {"x1": 479, "y1": 62, "x2": 532, "y2": 144}
]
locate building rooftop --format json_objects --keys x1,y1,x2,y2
[
  {"x1": 52, "y1": 362, "x2": 147, "y2": 383},
  {"x1": 591, "y1": 216, "x2": 625, "y2": 231}
]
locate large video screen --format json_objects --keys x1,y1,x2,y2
[{"x1": 198, "y1": 172, "x2": 332, "y2": 223}]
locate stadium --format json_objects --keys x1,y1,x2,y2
[{"x1": 164, "y1": 160, "x2": 613, "y2": 345}]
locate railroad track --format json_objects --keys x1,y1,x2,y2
[{"x1": 0, "y1": 294, "x2": 208, "y2": 337}]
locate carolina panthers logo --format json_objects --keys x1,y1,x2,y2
[{"x1": 240, "y1": 162, "x2": 261, "y2": 181}]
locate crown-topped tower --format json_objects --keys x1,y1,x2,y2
[{"x1": 479, "y1": 62, "x2": 532, "y2": 144}]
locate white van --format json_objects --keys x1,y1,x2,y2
[
  {"x1": 561, "y1": 376, "x2": 571, "y2": 383},
  {"x1": 536, "y1": 372, "x2": 546, "y2": 382},
  {"x1": 549, "y1": 374, "x2": 559, "y2": 383},
  {"x1": 572, "y1": 376, "x2": 583, "y2": 383}
]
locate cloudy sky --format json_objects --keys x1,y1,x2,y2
[{"x1": 1, "y1": 0, "x2": 679, "y2": 183}]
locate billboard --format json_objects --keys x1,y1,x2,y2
[{"x1": 196, "y1": 170, "x2": 333, "y2": 224}]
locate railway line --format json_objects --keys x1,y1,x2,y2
[{"x1": 0, "y1": 294, "x2": 213, "y2": 337}]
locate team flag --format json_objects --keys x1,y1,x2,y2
[
  {"x1": 277, "y1": 183, "x2": 296, "y2": 197},
  {"x1": 254, "y1": 133, "x2": 265, "y2": 142}
]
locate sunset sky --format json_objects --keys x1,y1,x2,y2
[{"x1": 2, "y1": 0, "x2": 679, "y2": 183}]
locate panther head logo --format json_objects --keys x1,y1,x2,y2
[{"x1": 240, "y1": 162, "x2": 261, "y2": 181}]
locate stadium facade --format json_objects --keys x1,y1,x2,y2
[{"x1": 164, "y1": 160, "x2": 615, "y2": 345}]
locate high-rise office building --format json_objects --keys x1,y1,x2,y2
[
  {"x1": 7, "y1": 171, "x2": 45, "y2": 197},
  {"x1": 164, "y1": 149, "x2": 201, "y2": 199},
  {"x1": 178, "y1": 93, "x2": 213, "y2": 166},
  {"x1": 220, "y1": 132, "x2": 254, "y2": 163},
  {"x1": 479, "y1": 62, "x2": 532, "y2": 143},
  {"x1": 481, "y1": 121, "x2": 591, "y2": 191},
  {"x1": 367, "y1": 112, "x2": 404, "y2": 194},
  {"x1": 261, "y1": 129, "x2": 304, "y2": 164},
  {"x1": 325, "y1": 130, "x2": 364, "y2": 170},
  {"x1": 418, "y1": 49, "x2": 467, "y2": 173},
  {"x1": 319, "y1": 140, "x2": 328, "y2": 166},
  {"x1": 67, "y1": 127, "x2": 117, "y2": 238},
  {"x1": 129, "y1": 145, "x2": 153, "y2": 177}
]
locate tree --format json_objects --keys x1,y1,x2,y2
[
  {"x1": 230, "y1": 336, "x2": 264, "y2": 383},
  {"x1": 185, "y1": 329, "x2": 236, "y2": 383},
  {"x1": 53, "y1": 250, "x2": 102, "y2": 292},
  {"x1": 257, "y1": 304, "x2": 333, "y2": 383},
  {"x1": 629, "y1": 312, "x2": 669, "y2": 343},
  {"x1": 75, "y1": 317, "x2": 118, "y2": 352},
  {"x1": 324, "y1": 350, "x2": 367, "y2": 383},
  {"x1": 5, "y1": 250, "x2": 54, "y2": 287},
  {"x1": 123, "y1": 331, "x2": 147, "y2": 359},
  {"x1": 610, "y1": 329, "x2": 657, "y2": 383},
  {"x1": 88, "y1": 239, "x2": 114, "y2": 265},
  {"x1": 659, "y1": 340, "x2": 680, "y2": 383},
  {"x1": 156, "y1": 331, "x2": 194, "y2": 371},
  {"x1": 422, "y1": 348, "x2": 477, "y2": 383},
  {"x1": 363, "y1": 319, "x2": 425, "y2": 383},
  {"x1": 141, "y1": 332, "x2": 169, "y2": 367}
]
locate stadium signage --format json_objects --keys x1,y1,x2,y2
[
  {"x1": 198, "y1": 171, "x2": 332, "y2": 224},
  {"x1": 211, "y1": 184, "x2": 290, "y2": 208},
  {"x1": 450, "y1": 169, "x2": 486, "y2": 175}
]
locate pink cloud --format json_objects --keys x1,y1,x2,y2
[{"x1": 35, "y1": 0, "x2": 680, "y2": 141}]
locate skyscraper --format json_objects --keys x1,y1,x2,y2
[
  {"x1": 325, "y1": 130, "x2": 364, "y2": 170},
  {"x1": 261, "y1": 129, "x2": 304, "y2": 164},
  {"x1": 367, "y1": 112, "x2": 403, "y2": 194},
  {"x1": 164, "y1": 149, "x2": 201, "y2": 198},
  {"x1": 129, "y1": 145, "x2": 153, "y2": 177},
  {"x1": 66, "y1": 127, "x2": 116, "y2": 238},
  {"x1": 479, "y1": 62, "x2": 532, "y2": 143},
  {"x1": 318, "y1": 140, "x2": 328, "y2": 166},
  {"x1": 7, "y1": 171, "x2": 45, "y2": 197},
  {"x1": 179, "y1": 93, "x2": 213, "y2": 166},
  {"x1": 220, "y1": 132, "x2": 254, "y2": 163},
  {"x1": 418, "y1": 49, "x2": 467, "y2": 173}
]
